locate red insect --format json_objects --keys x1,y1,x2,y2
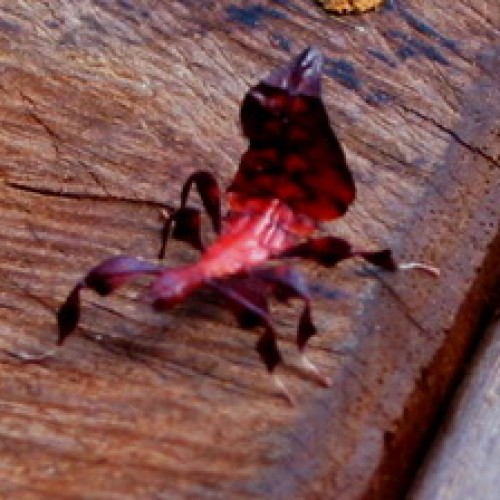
[{"x1": 57, "y1": 48, "x2": 438, "y2": 402}]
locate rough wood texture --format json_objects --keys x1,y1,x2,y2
[
  {"x1": 0, "y1": 1, "x2": 498, "y2": 498},
  {"x1": 409, "y1": 309, "x2": 500, "y2": 500}
]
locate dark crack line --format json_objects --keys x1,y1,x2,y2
[
  {"x1": 366, "y1": 268, "x2": 432, "y2": 338},
  {"x1": 20, "y1": 94, "x2": 117, "y2": 197},
  {"x1": 354, "y1": 136, "x2": 422, "y2": 171},
  {"x1": 5, "y1": 180, "x2": 173, "y2": 211},
  {"x1": 77, "y1": 160, "x2": 111, "y2": 196},
  {"x1": 20, "y1": 92, "x2": 62, "y2": 156},
  {"x1": 400, "y1": 104, "x2": 500, "y2": 168},
  {"x1": 464, "y1": 3, "x2": 500, "y2": 38}
]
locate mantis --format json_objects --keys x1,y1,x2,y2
[{"x1": 57, "y1": 48, "x2": 438, "y2": 402}]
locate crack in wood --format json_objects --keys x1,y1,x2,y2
[
  {"x1": 76, "y1": 160, "x2": 111, "y2": 197},
  {"x1": 400, "y1": 104, "x2": 500, "y2": 168},
  {"x1": 20, "y1": 92, "x2": 62, "y2": 157},
  {"x1": 5, "y1": 180, "x2": 172, "y2": 210},
  {"x1": 19, "y1": 94, "x2": 118, "y2": 196},
  {"x1": 372, "y1": 272, "x2": 431, "y2": 338}
]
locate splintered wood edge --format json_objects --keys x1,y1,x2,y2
[
  {"x1": 409, "y1": 313, "x2": 500, "y2": 498},
  {"x1": 362, "y1": 57, "x2": 500, "y2": 497}
]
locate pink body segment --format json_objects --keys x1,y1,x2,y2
[{"x1": 151, "y1": 199, "x2": 315, "y2": 307}]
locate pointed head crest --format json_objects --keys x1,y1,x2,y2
[{"x1": 264, "y1": 47, "x2": 323, "y2": 97}]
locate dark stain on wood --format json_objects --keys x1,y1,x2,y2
[
  {"x1": 398, "y1": 6, "x2": 459, "y2": 52},
  {"x1": 226, "y1": 4, "x2": 288, "y2": 28},
  {"x1": 386, "y1": 30, "x2": 450, "y2": 65},
  {"x1": 364, "y1": 89, "x2": 395, "y2": 106},
  {"x1": 324, "y1": 58, "x2": 362, "y2": 91},
  {"x1": 366, "y1": 48, "x2": 398, "y2": 68}
]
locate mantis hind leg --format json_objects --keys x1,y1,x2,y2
[
  {"x1": 57, "y1": 256, "x2": 161, "y2": 345},
  {"x1": 210, "y1": 265, "x2": 331, "y2": 401},
  {"x1": 208, "y1": 278, "x2": 279, "y2": 369},
  {"x1": 253, "y1": 266, "x2": 331, "y2": 387},
  {"x1": 208, "y1": 278, "x2": 297, "y2": 404},
  {"x1": 159, "y1": 171, "x2": 221, "y2": 259}
]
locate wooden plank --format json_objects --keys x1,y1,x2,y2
[
  {"x1": 410, "y1": 311, "x2": 500, "y2": 500},
  {"x1": 0, "y1": 1, "x2": 498, "y2": 498}
]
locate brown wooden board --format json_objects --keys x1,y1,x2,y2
[
  {"x1": 410, "y1": 310, "x2": 500, "y2": 499},
  {"x1": 0, "y1": 1, "x2": 498, "y2": 498}
]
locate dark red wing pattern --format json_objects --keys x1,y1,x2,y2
[{"x1": 228, "y1": 48, "x2": 355, "y2": 221}]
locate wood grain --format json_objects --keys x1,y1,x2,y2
[
  {"x1": 0, "y1": 1, "x2": 498, "y2": 498},
  {"x1": 410, "y1": 309, "x2": 500, "y2": 500}
]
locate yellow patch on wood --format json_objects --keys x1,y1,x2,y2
[{"x1": 318, "y1": 0, "x2": 385, "y2": 14}]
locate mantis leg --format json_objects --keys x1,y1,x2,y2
[
  {"x1": 253, "y1": 266, "x2": 330, "y2": 387},
  {"x1": 57, "y1": 256, "x2": 161, "y2": 344},
  {"x1": 209, "y1": 278, "x2": 296, "y2": 404},
  {"x1": 281, "y1": 236, "x2": 439, "y2": 276},
  {"x1": 159, "y1": 171, "x2": 221, "y2": 259}
]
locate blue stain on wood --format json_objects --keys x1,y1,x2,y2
[
  {"x1": 0, "y1": 19, "x2": 21, "y2": 35},
  {"x1": 387, "y1": 30, "x2": 449, "y2": 65},
  {"x1": 114, "y1": 0, "x2": 150, "y2": 18},
  {"x1": 367, "y1": 48, "x2": 397, "y2": 68},
  {"x1": 399, "y1": 8, "x2": 458, "y2": 52},
  {"x1": 364, "y1": 89, "x2": 395, "y2": 106},
  {"x1": 226, "y1": 4, "x2": 287, "y2": 28},
  {"x1": 324, "y1": 58, "x2": 361, "y2": 91}
]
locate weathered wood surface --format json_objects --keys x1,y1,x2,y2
[
  {"x1": 0, "y1": 1, "x2": 498, "y2": 498},
  {"x1": 410, "y1": 309, "x2": 500, "y2": 500}
]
